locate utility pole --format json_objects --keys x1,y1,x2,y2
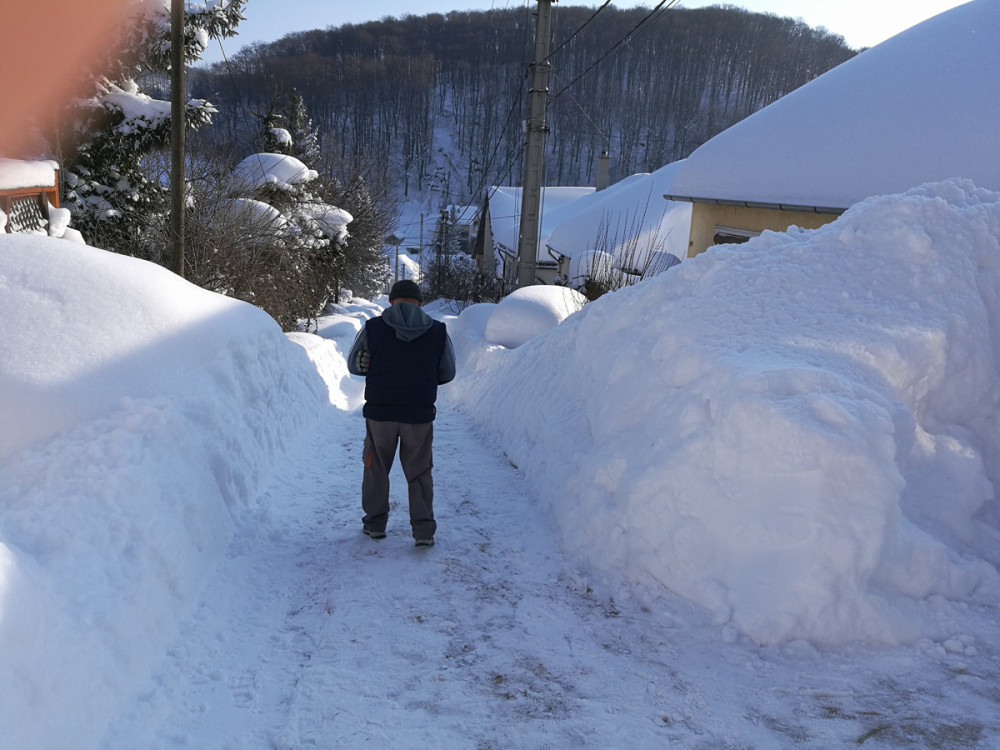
[
  {"x1": 169, "y1": 0, "x2": 185, "y2": 277},
  {"x1": 516, "y1": 0, "x2": 556, "y2": 288}
]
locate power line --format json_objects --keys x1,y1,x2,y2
[
  {"x1": 464, "y1": 0, "x2": 618, "y2": 219},
  {"x1": 209, "y1": 36, "x2": 277, "y2": 182},
  {"x1": 550, "y1": 0, "x2": 680, "y2": 103},
  {"x1": 458, "y1": 0, "x2": 533, "y2": 211},
  {"x1": 543, "y1": 0, "x2": 612, "y2": 64}
]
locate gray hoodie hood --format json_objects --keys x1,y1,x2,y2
[{"x1": 381, "y1": 301, "x2": 434, "y2": 342}]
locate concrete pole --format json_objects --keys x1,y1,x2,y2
[
  {"x1": 169, "y1": 0, "x2": 185, "y2": 277},
  {"x1": 516, "y1": 0, "x2": 556, "y2": 288}
]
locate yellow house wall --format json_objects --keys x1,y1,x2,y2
[{"x1": 688, "y1": 203, "x2": 841, "y2": 257}]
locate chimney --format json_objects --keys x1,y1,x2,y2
[{"x1": 596, "y1": 150, "x2": 610, "y2": 191}]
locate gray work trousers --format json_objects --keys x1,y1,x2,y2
[{"x1": 362, "y1": 418, "x2": 436, "y2": 540}]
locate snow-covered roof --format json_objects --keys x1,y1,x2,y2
[
  {"x1": 445, "y1": 204, "x2": 479, "y2": 225},
  {"x1": 546, "y1": 160, "x2": 691, "y2": 265},
  {"x1": 488, "y1": 186, "x2": 596, "y2": 258},
  {"x1": 668, "y1": 0, "x2": 1000, "y2": 211}
]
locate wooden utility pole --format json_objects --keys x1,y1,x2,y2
[
  {"x1": 516, "y1": 0, "x2": 556, "y2": 288},
  {"x1": 169, "y1": 0, "x2": 185, "y2": 277}
]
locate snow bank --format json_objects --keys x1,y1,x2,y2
[
  {"x1": 0, "y1": 236, "x2": 329, "y2": 750},
  {"x1": 450, "y1": 179, "x2": 1000, "y2": 646},
  {"x1": 484, "y1": 285, "x2": 587, "y2": 349},
  {"x1": 447, "y1": 302, "x2": 497, "y2": 361},
  {"x1": 286, "y1": 331, "x2": 364, "y2": 411}
]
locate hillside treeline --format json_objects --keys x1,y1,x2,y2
[{"x1": 193, "y1": 4, "x2": 855, "y2": 205}]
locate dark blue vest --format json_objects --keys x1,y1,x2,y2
[{"x1": 363, "y1": 316, "x2": 447, "y2": 423}]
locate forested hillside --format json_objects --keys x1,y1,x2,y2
[{"x1": 192, "y1": 4, "x2": 855, "y2": 208}]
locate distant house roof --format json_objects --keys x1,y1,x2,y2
[
  {"x1": 488, "y1": 186, "x2": 596, "y2": 259},
  {"x1": 667, "y1": 0, "x2": 1000, "y2": 212},
  {"x1": 546, "y1": 161, "x2": 690, "y2": 263}
]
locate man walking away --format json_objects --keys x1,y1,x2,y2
[{"x1": 347, "y1": 279, "x2": 456, "y2": 547}]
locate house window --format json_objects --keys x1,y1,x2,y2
[{"x1": 713, "y1": 225, "x2": 761, "y2": 245}]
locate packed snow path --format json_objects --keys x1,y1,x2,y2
[{"x1": 104, "y1": 403, "x2": 1000, "y2": 749}]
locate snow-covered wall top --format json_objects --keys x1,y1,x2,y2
[
  {"x1": 669, "y1": 0, "x2": 1000, "y2": 210},
  {"x1": 0, "y1": 159, "x2": 58, "y2": 191}
]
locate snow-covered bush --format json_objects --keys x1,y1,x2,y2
[{"x1": 484, "y1": 285, "x2": 587, "y2": 349}]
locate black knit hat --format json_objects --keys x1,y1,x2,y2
[{"x1": 388, "y1": 279, "x2": 423, "y2": 303}]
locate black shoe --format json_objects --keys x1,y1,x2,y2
[
  {"x1": 363, "y1": 527, "x2": 386, "y2": 539},
  {"x1": 414, "y1": 538, "x2": 434, "y2": 547}
]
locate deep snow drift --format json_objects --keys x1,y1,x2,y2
[
  {"x1": 1, "y1": 179, "x2": 999, "y2": 748},
  {"x1": 449, "y1": 179, "x2": 1000, "y2": 646},
  {"x1": 0, "y1": 238, "x2": 329, "y2": 750}
]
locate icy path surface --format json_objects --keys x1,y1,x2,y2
[{"x1": 105, "y1": 405, "x2": 1000, "y2": 749}]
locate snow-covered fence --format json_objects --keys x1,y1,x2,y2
[{"x1": 0, "y1": 159, "x2": 60, "y2": 235}]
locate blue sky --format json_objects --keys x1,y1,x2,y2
[{"x1": 199, "y1": 0, "x2": 971, "y2": 64}]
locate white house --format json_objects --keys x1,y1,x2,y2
[
  {"x1": 665, "y1": 0, "x2": 1000, "y2": 256},
  {"x1": 485, "y1": 185, "x2": 595, "y2": 284}
]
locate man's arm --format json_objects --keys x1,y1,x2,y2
[
  {"x1": 438, "y1": 333, "x2": 456, "y2": 384},
  {"x1": 347, "y1": 326, "x2": 371, "y2": 376}
]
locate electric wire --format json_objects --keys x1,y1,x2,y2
[
  {"x1": 542, "y1": 0, "x2": 612, "y2": 64},
  {"x1": 467, "y1": 0, "x2": 617, "y2": 224},
  {"x1": 550, "y1": 0, "x2": 680, "y2": 103},
  {"x1": 209, "y1": 36, "x2": 278, "y2": 183},
  {"x1": 454, "y1": 0, "x2": 534, "y2": 223}
]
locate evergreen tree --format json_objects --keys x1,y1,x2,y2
[
  {"x1": 224, "y1": 146, "x2": 333, "y2": 329},
  {"x1": 279, "y1": 89, "x2": 394, "y2": 302},
  {"x1": 53, "y1": 0, "x2": 247, "y2": 256},
  {"x1": 252, "y1": 103, "x2": 293, "y2": 155},
  {"x1": 320, "y1": 173, "x2": 392, "y2": 301},
  {"x1": 283, "y1": 89, "x2": 322, "y2": 166},
  {"x1": 421, "y1": 207, "x2": 499, "y2": 305}
]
